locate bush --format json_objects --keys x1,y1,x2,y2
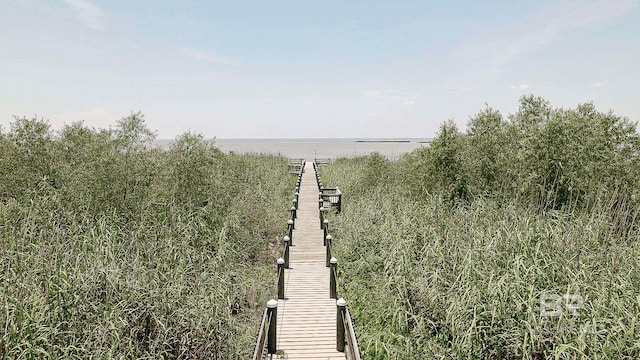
[
  {"x1": 325, "y1": 158, "x2": 640, "y2": 359},
  {"x1": 321, "y1": 96, "x2": 640, "y2": 359},
  {"x1": 403, "y1": 120, "x2": 468, "y2": 202},
  {"x1": 404, "y1": 96, "x2": 640, "y2": 213},
  {"x1": 0, "y1": 115, "x2": 291, "y2": 359}
]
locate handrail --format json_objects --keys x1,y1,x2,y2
[
  {"x1": 321, "y1": 187, "x2": 341, "y2": 194},
  {"x1": 252, "y1": 307, "x2": 270, "y2": 360},
  {"x1": 315, "y1": 161, "x2": 362, "y2": 358},
  {"x1": 320, "y1": 191, "x2": 342, "y2": 213},
  {"x1": 252, "y1": 299, "x2": 278, "y2": 359},
  {"x1": 314, "y1": 163, "x2": 342, "y2": 213},
  {"x1": 252, "y1": 160, "x2": 303, "y2": 358},
  {"x1": 288, "y1": 158, "x2": 305, "y2": 174},
  {"x1": 314, "y1": 157, "x2": 331, "y2": 165},
  {"x1": 344, "y1": 308, "x2": 362, "y2": 360},
  {"x1": 337, "y1": 299, "x2": 362, "y2": 359}
]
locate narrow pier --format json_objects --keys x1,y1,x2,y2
[{"x1": 276, "y1": 161, "x2": 344, "y2": 359}]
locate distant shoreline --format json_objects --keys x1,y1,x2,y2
[
  {"x1": 154, "y1": 138, "x2": 431, "y2": 159},
  {"x1": 354, "y1": 140, "x2": 411, "y2": 143}
]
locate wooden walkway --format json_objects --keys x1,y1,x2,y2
[{"x1": 276, "y1": 162, "x2": 344, "y2": 359}]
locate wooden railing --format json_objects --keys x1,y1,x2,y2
[
  {"x1": 287, "y1": 158, "x2": 305, "y2": 174},
  {"x1": 338, "y1": 301, "x2": 362, "y2": 359},
  {"x1": 321, "y1": 187, "x2": 342, "y2": 213},
  {"x1": 325, "y1": 236, "x2": 361, "y2": 359},
  {"x1": 315, "y1": 162, "x2": 362, "y2": 359},
  {"x1": 252, "y1": 301, "x2": 277, "y2": 360},
  {"x1": 314, "y1": 157, "x2": 332, "y2": 166},
  {"x1": 314, "y1": 162, "x2": 342, "y2": 213},
  {"x1": 252, "y1": 163, "x2": 304, "y2": 359}
]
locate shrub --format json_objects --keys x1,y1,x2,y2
[
  {"x1": 322, "y1": 96, "x2": 640, "y2": 358},
  {"x1": 403, "y1": 120, "x2": 468, "y2": 202},
  {"x1": 0, "y1": 115, "x2": 291, "y2": 359}
]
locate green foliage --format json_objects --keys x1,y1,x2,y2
[
  {"x1": 322, "y1": 96, "x2": 640, "y2": 359},
  {"x1": 0, "y1": 116, "x2": 56, "y2": 199},
  {"x1": 360, "y1": 152, "x2": 392, "y2": 192},
  {"x1": 465, "y1": 105, "x2": 511, "y2": 196},
  {"x1": 508, "y1": 99, "x2": 639, "y2": 211},
  {"x1": 165, "y1": 132, "x2": 224, "y2": 208},
  {"x1": 404, "y1": 96, "x2": 640, "y2": 212},
  {"x1": 325, "y1": 159, "x2": 640, "y2": 359},
  {"x1": 0, "y1": 116, "x2": 291, "y2": 359},
  {"x1": 403, "y1": 120, "x2": 468, "y2": 202}
]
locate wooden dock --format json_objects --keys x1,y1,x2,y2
[{"x1": 276, "y1": 161, "x2": 344, "y2": 359}]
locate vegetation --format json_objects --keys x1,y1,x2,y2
[
  {"x1": 0, "y1": 113, "x2": 290, "y2": 359},
  {"x1": 322, "y1": 96, "x2": 640, "y2": 359}
]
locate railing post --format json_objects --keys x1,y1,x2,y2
[
  {"x1": 283, "y1": 236, "x2": 290, "y2": 268},
  {"x1": 293, "y1": 197, "x2": 298, "y2": 210},
  {"x1": 337, "y1": 298, "x2": 346, "y2": 352},
  {"x1": 277, "y1": 258, "x2": 285, "y2": 299},
  {"x1": 323, "y1": 220, "x2": 329, "y2": 244},
  {"x1": 318, "y1": 197, "x2": 323, "y2": 210},
  {"x1": 291, "y1": 206, "x2": 296, "y2": 220},
  {"x1": 267, "y1": 299, "x2": 278, "y2": 354},
  {"x1": 319, "y1": 206, "x2": 325, "y2": 228},
  {"x1": 325, "y1": 235, "x2": 332, "y2": 267},
  {"x1": 295, "y1": 191, "x2": 300, "y2": 204},
  {"x1": 287, "y1": 219, "x2": 294, "y2": 242},
  {"x1": 330, "y1": 257, "x2": 337, "y2": 299}
]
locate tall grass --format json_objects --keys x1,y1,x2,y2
[
  {"x1": 1, "y1": 114, "x2": 291, "y2": 359},
  {"x1": 321, "y1": 98, "x2": 640, "y2": 359},
  {"x1": 324, "y1": 160, "x2": 640, "y2": 359}
]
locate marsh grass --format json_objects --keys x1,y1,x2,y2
[
  {"x1": 323, "y1": 160, "x2": 640, "y2": 359},
  {"x1": 1, "y1": 115, "x2": 291, "y2": 359},
  {"x1": 320, "y1": 98, "x2": 640, "y2": 359}
]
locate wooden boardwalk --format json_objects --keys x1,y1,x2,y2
[{"x1": 276, "y1": 162, "x2": 345, "y2": 359}]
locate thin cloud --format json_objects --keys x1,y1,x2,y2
[
  {"x1": 182, "y1": 48, "x2": 243, "y2": 66},
  {"x1": 362, "y1": 89, "x2": 418, "y2": 99},
  {"x1": 589, "y1": 82, "x2": 605, "y2": 88},
  {"x1": 447, "y1": 85, "x2": 483, "y2": 95},
  {"x1": 362, "y1": 90, "x2": 381, "y2": 96},
  {"x1": 462, "y1": 0, "x2": 637, "y2": 66},
  {"x1": 63, "y1": 0, "x2": 105, "y2": 30},
  {"x1": 510, "y1": 84, "x2": 530, "y2": 90},
  {"x1": 362, "y1": 89, "x2": 420, "y2": 106}
]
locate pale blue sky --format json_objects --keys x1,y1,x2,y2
[{"x1": 1, "y1": 0, "x2": 639, "y2": 138}]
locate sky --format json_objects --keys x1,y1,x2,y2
[{"x1": 1, "y1": 0, "x2": 639, "y2": 139}]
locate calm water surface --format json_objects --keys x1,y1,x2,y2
[
  {"x1": 157, "y1": 138, "x2": 431, "y2": 160},
  {"x1": 216, "y1": 138, "x2": 431, "y2": 159}
]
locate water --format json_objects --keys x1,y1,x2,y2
[
  {"x1": 216, "y1": 138, "x2": 432, "y2": 159},
  {"x1": 157, "y1": 138, "x2": 431, "y2": 160}
]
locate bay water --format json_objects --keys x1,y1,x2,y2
[{"x1": 157, "y1": 138, "x2": 431, "y2": 160}]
